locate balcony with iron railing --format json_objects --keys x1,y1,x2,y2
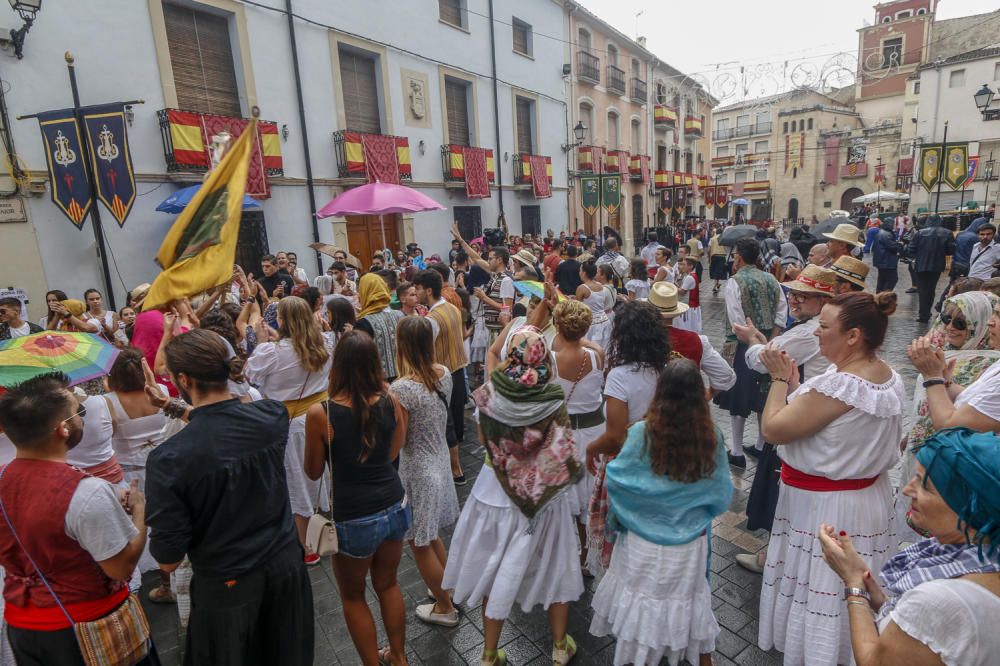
[
  {"x1": 333, "y1": 129, "x2": 412, "y2": 180},
  {"x1": 512, "y1": 153, "x2": 552, "y2": 186},
  {"x1": 440, "y1": 144, "x2": 495, "y2": 184},
  {"x1": 684, "y1": 115, "x2": 704, "y2": 137},
  {"x1": 712, "y1": 122, "x2": 772, "y2": 141},
  {"x1": 630, "y1": 77, "x2": 647, "y2": 104},
  {"x1": 157, "y1": 108, "x2": 283, "y2": 176},
  {"x1": 607, "y1": 65, "x2": 626, "y2": 95},
  {"x1": 576, "y1": 50, "x2": 600, "y2": 84},
  {"x1": 654, "y1": 104, "x2": 678, "y2": 129}
]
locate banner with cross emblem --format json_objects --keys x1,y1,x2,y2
[
  {"x1": 36, "y1": 108, "x2": 91, "y2": 229},
  {"x1": 81, "y1": 104, "x2": 136, "y2": 227}
]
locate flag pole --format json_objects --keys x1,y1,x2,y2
[
  {"x1": 66, "y1": 51, "x2": 116, "y2": 310},
  {"x1": 933, "y1": 121, "x2": 948, "y2": 216}
]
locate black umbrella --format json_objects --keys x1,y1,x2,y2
[
  {"x1": 719, "y1": 224, "x2": 758, "y2": 246},
  {"x1": 811, "y1": 216, "x2": 857, "y2": 237}
]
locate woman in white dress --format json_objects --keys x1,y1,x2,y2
[
  {"x1": 757, "y1": 291, "x2": 904, "y2": 666},
  {"x1": 576, "y1": 260, "x2": 613, "y2": 350},
  {"x1": 550, "y1": 300, "x2": 604, "y2": 569},
  {"x1": 443, "y1": 327, "x2": 583, "y2": 666},
  {"x1": 245, "y1": 296, "x2": 334, "y2": 566},
  {"x1": 584, "y1": 301, "x2": 672, "y2": 573},
  {"x1": 590, "y1": 359, "x2": 733, "y2": 666},
  {"x1": 82, "y1": 288, "x2": 119, "y2": 342}
]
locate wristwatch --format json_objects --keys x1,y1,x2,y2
[{"x1": 844, "y1": 586, "x2": 870, "y2": 601}]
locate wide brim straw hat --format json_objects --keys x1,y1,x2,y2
[
  {"x1": 830, "y1": 256, "x2": 870, "y2": 289},
  {"x1": 822, "y1": 223, "x2": 864, "y2": 247},
  {"x1": 648, "y1": 281, "x2": 689, "y2": 318},
  {"x1": 785, "y1": 265, "x2": 837, "y2": 296},
  {"x1": 512, "y1": 249, "x2": 537, "y2": 268}
]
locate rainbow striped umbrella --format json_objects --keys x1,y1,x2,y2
[
  {"x1": 0, "y1": 331, "x2": 119, "y2": 387},
  {"x1": 513, "y1": 280, "x2": 567, "y2": 302}
]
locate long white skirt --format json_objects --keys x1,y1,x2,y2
[
  {"x1": 590, "y1": 531, "x2": 718, "y2": 666},
  {"x1": 442, "y1": 465, "x2": 583, "y2": 620},
  {"x1": 122, "y1": 465, "x2": 159, "y2": 575},
  {"x1": 587, "y1": 319, "x2": 613, "y2": 351},
  {"x1": 286, "y1": 416, "x2": 330, "y2": 518},
  {"x1": 758, "y1": 475, "x2": 896, "y2": 666},
  {"x1": 567, "y1": 423, "x2": 601, "y2": 523}
]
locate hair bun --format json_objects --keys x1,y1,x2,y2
[{"x1": 874, "y1": 291, "x2": 898, "y2": 317}]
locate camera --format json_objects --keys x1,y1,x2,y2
[{"x1": 483, "y1": 227, "x2": 507, "y2": 248}]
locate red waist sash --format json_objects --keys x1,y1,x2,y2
[
  {"x1": 82, "y1": 455, "x2": 124, "y2": 484},
  {"x1": 5, "y1": 586, "x2": 128, "y2": 630},
  {"x1": 780, "y1": 463, "x2": 878, "y2": 492}
]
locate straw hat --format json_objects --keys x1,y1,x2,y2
[
  {"x1": 785, "y1": 265, "x2": 837, "y2": 296},
  {"x1": 648, "y1": 281, "x2": 689, "y2": 318},
  {"x1": 822, "y1": 223, "x2": 864, "y2": 247},
  {"x1": 512, "y1": 249, "x2": 537, "y2": 268},
  {"x1": 830, "y1": 256, "x2": 869, "y2": 289}
]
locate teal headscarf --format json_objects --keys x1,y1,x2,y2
[{"x1": 916, "y1": 427, "x2": 1000, "y2": 562}]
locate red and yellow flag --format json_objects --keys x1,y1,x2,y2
[{"x1": 145, "y1": 118, "x2": 257, "y2": 310}]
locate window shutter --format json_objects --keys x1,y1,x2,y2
[
  {"x1": 516, "y1": 98, "x2": 533, "y2": 154},
  {"x1": 439, "y1": 0, "x2": 462, "y2": 26},
  {"x1": 513, "y1": 23, "x2": 528, "y2": 54},
  {"x1": 339, "y1": 49, "x2": 381, "y2": 134},
  {"x1": 445, "y1": 79, "x2": 470, "y2": 146},
  {"x1": 163, "y1": 3, "x2": 242, "y2": 116}
]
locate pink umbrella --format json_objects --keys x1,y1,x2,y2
[{"x1": 316, "y1": 182, "x2": 446, "y2": 250}]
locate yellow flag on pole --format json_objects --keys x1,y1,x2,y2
[{"x1": 144, "y1": 118, "x2": 257, "y2": 311}]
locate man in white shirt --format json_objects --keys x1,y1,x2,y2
[
  {"x1": 968, "y1": 223, "x2": 1000, "y2": 281},
  {"x1": 0, "y1": 296, "x2": 42, "y2": 340},
  {"x1": 639, "y1": 232, "x2": 661, "y2": 267}
]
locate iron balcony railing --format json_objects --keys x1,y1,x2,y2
[
  {"x1": 607, "y1": 65, "x2": 626, "y2": 95},
  {"x1": 576, "y1": 50, "x2": 600, "y2": 84}
]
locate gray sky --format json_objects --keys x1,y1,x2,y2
[{"x1": 578, "y1": 0, "x2": 1000, "y2": 103}]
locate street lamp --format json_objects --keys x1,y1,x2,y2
[
  {"x1": 8, "y1": 0, "x2": 41, "y2": 59},
  {"x1": 974, "y1": 84, "x2": 995, "y2": 116},
  {"x1": 562, "y1": 120, "x2": 587, "y2": 152}
]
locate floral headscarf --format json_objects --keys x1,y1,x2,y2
[
  {"x1": 499, "y1": 327, "x2": 551, "y2": 387},
  {"x1": 928, "y1": 291, "x2": 999, "y2": 350},
  {"x1": 473, "y1": 325, "x2": 581, "y2": 519}
]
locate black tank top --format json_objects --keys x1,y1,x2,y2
[{"x1": 326, "y1": 396, "x2": 403, "y2": 522}]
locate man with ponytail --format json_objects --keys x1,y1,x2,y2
[{"x1": 145, "y1": 329, "x2": 314, "y2": 665}]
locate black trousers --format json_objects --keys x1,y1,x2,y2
[
  {"x1": 876, "y1": 267, "x2": 898, "y2": 293},
  {"x1": 185, "y1": 541, "x2": 314, "y2": 666},
  {"x1": 449, "y1": 367, "x2": 468, "y2": 446},
  {"x1": 8, "y1": 618, "x2": 161, "y2": 666},
  {"x1": 915, "y1": 271, "x2": 941, "y2": 322}
]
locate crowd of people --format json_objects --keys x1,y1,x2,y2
[{"x1": 1, "y1": 210, "x2": 1000, "y2": 666}]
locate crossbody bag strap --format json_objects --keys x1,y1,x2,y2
[
  {"x1": 322, "y1": 401, "x2": 334, "y2": 515},
  {"x1": 0, "y1": 463, "x2": 76, "y2": 627}
]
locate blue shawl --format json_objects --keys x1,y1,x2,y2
[{"x1": 606, "y1": 422, "x2": 733, "y2": 546}]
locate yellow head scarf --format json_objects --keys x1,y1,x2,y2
[
  {"x1": 61, "y1": 299, "x2": 86, "y2": 317},
  {"x1": 357, "y1": 273, "x2": 391, "y2": 319}
]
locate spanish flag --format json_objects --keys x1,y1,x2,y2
[{"x1": 144, "y1": 118, "x2": 257, "y2": 311}]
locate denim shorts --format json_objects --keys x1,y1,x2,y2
[{"x1": 336, "y1": 498, "x2": 412, "y2": 558}]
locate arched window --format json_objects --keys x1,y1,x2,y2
[
  {"x1": 807, "y1": 118, "x2": 813, "y2": 130},
  {"x1": 579, "y1": 102, "x2": 594, "y2": 140},
  {"x1": 655, "y1": 81, "x2": 666, "y2": 104},
  {"x1": 882, "y1": 16, "x2": 891, "y2": 23},
  {"x1": 916, "y1": 8, "x2": 926, "y2": 15},
  {"x1": 608, "y1": 111, "x2": 619, "y2": 149},
  {"x1": 607, "y1": 44, "x2": 618, "y2": 67},
  {"x1": 631, "y1": 118, "x2": 641, "y2": 153},
  {"x1": 578, "y1": 27, "x2": 591, "y2": 52},
  {"x1": 631, "y1": 58, "x2": 640, "y2": 77}
]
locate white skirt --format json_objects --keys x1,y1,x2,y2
[
  {"x1": 590, "y1": 531, "x2": 718, "y2": 666},
  {"x1": 442, "y1": 465, "x2": 583, "y2": 619},
  {"x1": 587, "y1": 319, "x2": 613, "y2": 351},
  {"x1": 470, "y1": 317, "x2": 488, "y2": 364},
  {"x1": 567, "y1": 423, "x2": 601, "y2": 522},
  {"x1": 285, "y1": 416, "x2": 330, "y2": 518},
  {"x1": 673, "y1": 306, "x2": 702, "y2": 334},
  {"x1": 759, "y1": 475, "x2": 896, "y2": 666}
]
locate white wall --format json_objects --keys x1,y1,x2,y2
[{"x1": 0, "y1": 0, "x2": 569, "y2": 308}]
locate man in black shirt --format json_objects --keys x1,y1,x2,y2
[
  {"x1": 554, "y1": 244, "x2": 583, "y2": 296},
  {"x1": 146, "y1": 330, "x2": 313, "y2": 666},
  {"x1": 256, "y1": 254, "x2": 294, "y2": 298}
]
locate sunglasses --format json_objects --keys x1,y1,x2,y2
[
  {"x1": 940, "y1": 313, "x2": 967, "y2": 331},
  {"x1": 60, "y1": 402, "x2": 87, "y2": 425}
]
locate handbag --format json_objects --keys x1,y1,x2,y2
[
  {"x1": 305, "y1": 402, "x2": 338, "y2": 557},
  {"x1": 0, "y1": 464, "x2": 151, "y2": 666},
  {"x1": 434, "y1": 388, "x2": 459, "y2": 447}
]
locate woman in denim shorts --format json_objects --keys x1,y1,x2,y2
[{"x1": 305, "y1": 331, "x2": 410, "y2": 666}]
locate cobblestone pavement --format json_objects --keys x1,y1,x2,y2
[{"x1": 143, "y1": 259, "x2": 938, "y2": 665}]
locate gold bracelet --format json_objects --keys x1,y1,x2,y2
[{"x1": 770, "y1": 376, "x2": 789, "y2": 384}]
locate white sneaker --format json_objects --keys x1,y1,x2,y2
[
  {"x1": 735, "y1": 553, "x2": 764, "y2": 574},
  {"x1": 415, "y1": 602, "x2": 460, "y2": 627}
]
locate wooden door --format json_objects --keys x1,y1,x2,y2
[{"x1": 345, "y1": 215, "x2": 401, "y2": 273}]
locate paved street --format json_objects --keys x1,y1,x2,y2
[{"x1": 142, "y1": 260, "x2": 937, "y2": 665}]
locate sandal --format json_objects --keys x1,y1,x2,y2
[
  {"x1": 481, "y1": 648, "x2": 506, "y2": 666},
  {"x1": 377, "y1": 646, "x2": 407, "y2": 666},
  {"x1": 552, "y1": 634, "x2": 576, "y2": 665},
  {"x1": 147, "y1": 585, "x2": 176, "y2": 604}
]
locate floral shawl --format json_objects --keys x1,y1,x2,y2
[{"x1": 473, "y1": 327, "x2": 582, "y2": 519}]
